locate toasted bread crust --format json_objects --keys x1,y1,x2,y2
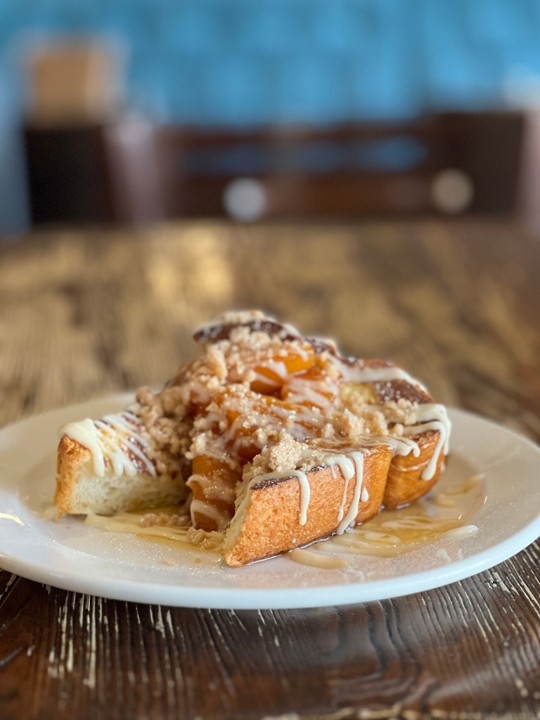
[
  {"x1": 223, "y1": 430, "x2": 443, "y2": 567},
  {"x1": 384, "y1": 432, "x2": 444, "y2": 508},
  {"x1": 55, "y1": 435, "x2": 90, "y2": 514}
]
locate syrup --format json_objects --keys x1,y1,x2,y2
[
  {"x1": 85, "y1": 508, "x2": 192, "y2": 549},
  {"x1": 81, "y1": 466, "x2": 485, "y2": 569},
  {"x1": 306, "y1": 469, "x2": 485, "y2": 561}
]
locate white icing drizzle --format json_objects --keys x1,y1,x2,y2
[
  {"x1": 61, "y1": 412, "x2": 155, "y2": 479},
  {"x1": 328, "y1": 455, "x2": 356, "y2": 523},
  {"x1": 340, "y1": 362, "x2": 427, "y2": 391},
  {"x1": 290, "y1": 470, "x2": 311, "y2": 525},
  {"x1": 189, "y1": 498, "x2": 229, "y2": 530},
  {"x1": 401, "y1": 403, "x2": 451, "y2": 480},
  {"x1": 377, "y1": 435, "x2": 421, "y2": 458},
  {"x1": 336, "y1": 451, "x2": 365, "y2": 534},
  {"x1": 99, "y1": 414, "x2": 155, "y2": 475},
  {"x1": 248, "y1": 399, "x2": 450, "y2": 531},
  {"x1": 284, "y1": 376, "x2": 333, "y2": 409},
  {"x1": 62, "y1": 419, "x2": 107, "y2": 476},
  {"x1": 252, "y1": 449, "x2": 367, "y2": 532},
  {"x1": 254, "y1": 361, "x2": 288, "y2": 385}
]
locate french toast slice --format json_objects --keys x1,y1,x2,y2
[
  {"x1": 55, "y1": 310, "x2": 451, "y2": 566},
  {"x1": 222, "y1": 432, "x2": 445, "y2": 567},
  {"x1": 55, "y1": 413, "x2": 186, "y2": 515}
]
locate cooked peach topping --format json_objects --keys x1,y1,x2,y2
[
  {"x1": 186, "y1": 343, "x2": 343, "y2": 530},
  {"x1": 188, "y1": 455, "x2": 240, "y2": 531},
  {"x1": 242, "y1": 344, "x2": 318, "y2": 395}
]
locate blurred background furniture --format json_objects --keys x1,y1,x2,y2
[
  {"x1": 154, "y1": 111, "x2": 524, "y2": 220},
  {"x1": 25, "y1": 40, "x2": 122, "y2": 125},
  {"x1": 23, "y1": 110, "x2": 525, "y2": 225},
  {"x1": 1, "y1": 1, "x2": 540, "y2": 234},
  {"x1": 24, "y1": 119, "x2": 164, "y2": 225}
]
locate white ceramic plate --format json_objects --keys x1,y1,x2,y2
[{"x1": 0, "y1": 395, "x2": 539, "y2": 609}]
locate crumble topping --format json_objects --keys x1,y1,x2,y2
[
  {"x1": 187, "y1": 527, "x2": 225, "y2": 551},
  {"x1": 139, "y1": 511, "x2": 190, "y2": 528},
  {"x1": 243, "y1": 431, "x2": 308, "y2": 483},
  {"x1": 130, "y1": 311, "x2": 424, "y2": 533}
]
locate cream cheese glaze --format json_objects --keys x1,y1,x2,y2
[
  {"x1": 340, "y1": 362, "x2": 428, "y2": 391},
  {"x1": 61, "y1": 412, "x2": 155, "y2": 478},
  {"x1": 335, "y1": 451, "x2": 365, "y2": 533},
  {"x1": 248, "y1": 437, "x2": 420, "y2": 535},
  {"x1": 242, "y1": 357, "x2": 451, "y2": 534}
]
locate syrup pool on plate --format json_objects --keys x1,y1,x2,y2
[
  {"x1": 291, "y1": 468, "x2": 485, "y2": 567},
  {"x1": 81, "y1": 456, "x2": 486, "y2": 570}
]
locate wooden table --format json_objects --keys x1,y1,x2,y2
[{"x1": 0, "y1": 220, "x2": 539, "y2": 719}]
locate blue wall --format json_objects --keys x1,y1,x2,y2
[
  {"x1": 1, "y1": 0, "x2": 540, "y2": 234},
  {"x1": 1, "y1": 0, "x2": 540, "y2": 126}
]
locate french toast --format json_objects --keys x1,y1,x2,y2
[{"x1": 54, "y1": 310, "x2": 451, "y2": 566}]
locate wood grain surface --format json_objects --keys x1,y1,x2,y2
[{"x1": 0, "y1": 220, "x2": 539, "y2": 720}]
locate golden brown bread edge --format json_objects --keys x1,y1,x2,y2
[
  {"x1": 223, "y1": 431, "x2": 444, "y2": 567},
  {"x1": 55, "y1": 436, "x2": 87, "y2": 514}
]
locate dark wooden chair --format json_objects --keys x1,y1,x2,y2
[
  {"x1": 155, "y1": 112, "x2": 525, "y2": 220},
  {"x1": 23, "y1": 111, "x2": 525, "y2": 226},
  {"x1": 24, "y1": 119, "x2": 165, "y2": 227}
]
